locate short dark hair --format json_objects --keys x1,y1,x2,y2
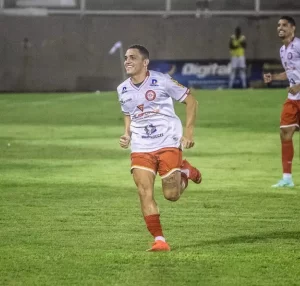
[
  {"x1": 128, "y1": 44, "x2": 150, "y2": 59},
  {"x1": 280, "y1": 16, "x2": 296, "y2": 26}
]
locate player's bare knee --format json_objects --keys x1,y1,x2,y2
[
  {"x1": 133, "y1": 169, "x2": 155, "y2": 199},
  {"x1": 137, "y1": 184, "x2": 152, "y2": 198},
  {"x1": 163, "y1": 190, "x2": 180, "y2": 201},
  {"x1": 162, "y1": 172, "x2": 181, "y2": 201},
  {"x1": 280, "y1": 127, "x2": 296, "y2": 141}
]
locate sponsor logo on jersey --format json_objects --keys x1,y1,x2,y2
[
  {"x1": 137, "y1": 104, "x2": 144, "y2": 112},
  {"x1": 120, "y1": 98, "x2": 132, "y2": 105},
  {"x1": 141, "y1": 124, "x2": 164, "y2": 139},
  {"x1": 132, "y1": 111, "x2": 158, "y2": 120},
  {"x1": 145, "y1": 90, "x2": 156, "y2": 101},
  {"x1": 122, "y1": 87, "x2": 127, "y2": 94},
  {"x1": 150, "y1": 79, "x2": 159, "y2": 86},
  {"x1": 144, "y1": 124, "x2": 157, "y2": 136}
]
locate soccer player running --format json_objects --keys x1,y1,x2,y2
[
  {"x1": 264, "y1": 16, "x2": 300, "y2": 187},
  {"x1": 228, "y1": 27, "x2": 247, "y2": 89},
  {"x1": 117, "y1": 45, "x2": 202, "y2": 251}
]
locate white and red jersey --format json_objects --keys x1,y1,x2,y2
[
  {"x1": 280, "y1": 37, "x2": 300, "y2": 100},
  {"x1": 117, "y1": 70, "x2": 189, "y2": 153}
]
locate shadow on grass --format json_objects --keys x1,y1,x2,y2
[
  {"x1": 176, "y1": 231, "x2": 300, "y2": 250},
  {"x1": 0, "y1": 145, "x2": 130, "y2": 160}
]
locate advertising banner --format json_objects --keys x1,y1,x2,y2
[{"x1": 149, "y1": 59, "x2": 288, "y2": 89}]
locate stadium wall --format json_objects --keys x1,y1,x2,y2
[{"x1": 0, "y1": 15, "x2": 299, "y2": 92}]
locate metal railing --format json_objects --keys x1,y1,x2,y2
[{"x1": 1, "y1": 0, "x2": 300, "y2": 16}]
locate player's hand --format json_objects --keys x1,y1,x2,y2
[
  {"x1": 263, "y1": 73, "x2": 273, "y2": 83},
  {"x1": 288, "y1": 84, "x2": 300, "y2": 95},
  {"x1": 181, "y1": 136, "x2": 195, "y2": 149},
  {"x1": 119, "y1": 135, "x2": 131, "y2": 149}
]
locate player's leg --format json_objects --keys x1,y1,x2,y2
[
  {"x1": 238, "y1": 57, "x2": 247, "y2": 88},
  {"x1": 158, "y1": 148, "x2": 201, "y2": 200},
  {"x1": 229, "y1": 57, "x2": 237, "y2": 88},
  {"x1": 161, "y1": 170, "x2": 182, "y2": 201},
  {"x1": 275, "y1": 126, "x2": 296, "y2": 186},
  {"x1": 181, "y1": 159, "x2": 202, "y2": 184},
  {"x1": 132, "y1": 168, "x2": 157, "y2": 216},
  {"x1": 157, "y1": 147, "x2": 187, "y2": 200},
  {"x1": 229, "y1": 68, "x2": 236, "y2": 88},
  {"x1": 131, "y1": 153, "x2": 170, "y2": 251},
  {"x1": 273, "y1": 100, "x2": 298, "y2": 187},
  {"x1": 238, "y1": 68, "x2": 247, "y2": 89}
]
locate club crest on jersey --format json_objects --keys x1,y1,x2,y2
[
  {"x1": 288, "y1": 52, "x2": 293, "y2": 60},
  {"x1": 137, "y1": 104, "x2": 144, "y2": 112},
  {"x1": 145, "y1": 90, "x2": 156, "y2": 101},
  {"x1": 150, "y1": 79, "x2": 158, "y2": 86}
]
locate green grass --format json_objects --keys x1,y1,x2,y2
[{"x1": 0, "y1": 90, "x2": 300, "y2": 286}]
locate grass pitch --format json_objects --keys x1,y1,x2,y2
[{"x1": 0, "y1": 90, "x2": 300, "y2": 286}]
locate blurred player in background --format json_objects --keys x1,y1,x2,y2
[
  {"x1": 229, "y1": 27, "x2": 247, "y2": 89},
  {"x1": 264, "y1": 16, "x2": 300, "y2": 187},
  {"x1": 117, "y1": 45, "x2": 202, "y2": 251}
]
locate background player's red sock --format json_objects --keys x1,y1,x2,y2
[
  {"x1": 144, "y1": 214, "x2": 164, "y2": 240},
  {"x1": 282, "y1": 140, "x2": 293, "y2": 174}
]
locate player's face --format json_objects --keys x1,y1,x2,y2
[
  {"x1": 124, "y1": 49, "x2": 148, "y2": 76},
  {"x1": 277, "y1": 19, "x2": 295, "y2": 39}
]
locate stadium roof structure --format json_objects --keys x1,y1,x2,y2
[
  {"x1": 0, "y1": 0, "x2": 300, "y2": 17},
  {"x1": 16, "y1": 0, "x2": 76, "y2": 7}
]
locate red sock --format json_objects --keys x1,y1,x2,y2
[
  {"x1": 282, "y1": 140, "x2": 294, "y2": 174},
  {"x1": 144, "y1": 214, "x2": 163, "y2": 238}
]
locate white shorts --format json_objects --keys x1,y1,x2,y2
[{"x1": 231, "y1": 56, "x2": 246, "y2": 69}]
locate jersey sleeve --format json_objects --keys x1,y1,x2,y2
[
  {"x1": 121, "y1": 104, "x2": 130, "y2": 116},
  {"x1": 295, "y1": 41, "x2": 300, "y2": 56},
  {"x1": 164, "y1": 74, "x2": 189, "y2": 102},
  {"x1": 117, "y1": 90, "x2": 130, "y2": 115}
]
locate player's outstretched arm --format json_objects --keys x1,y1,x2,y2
[
  {"x1": 120, "y1": 115, "x2": 131, "y2": 149},
  {"x1": 264, "y1": 72, "x2": 287, "y2": 83},
  {"x1": 181, "y1": 92, "x2": 198, "y2": 149}
]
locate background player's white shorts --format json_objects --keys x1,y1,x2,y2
[{"x1": 231, "y1": 56, "x2": 246, "y2": 69}]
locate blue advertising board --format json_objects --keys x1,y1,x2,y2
[{"x1": 148, "y1": 59, "x2": 288, "y2": 89}]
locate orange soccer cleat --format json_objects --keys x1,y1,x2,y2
[
  {"x1": 147, "y1": 240, "x2": 171, "y2": 252},
  {"x1": 181, "y1": 159, "x2": 202, "y2": 184}
]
